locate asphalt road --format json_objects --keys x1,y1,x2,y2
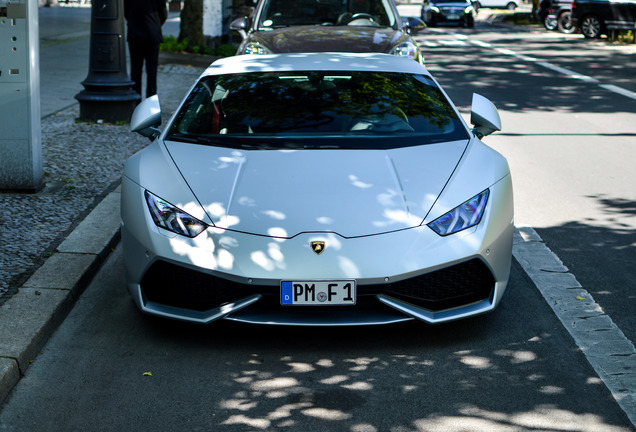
[
  {"x1": 1, "y1": 9, "x2": 635, "y2": 432},
  {"x1": 415, "y1": 23, "x2": 636, "y2": 345},
  {"x1": 0, "y1": 245, "x2": 632, "y2": 431}
]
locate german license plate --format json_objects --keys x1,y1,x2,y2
[
  {"x1": 281, "y1": 280, "x2": 356, "y2": 305},
  {"x1": 448, "y1": 14, "x2": 460, "y2": 20}
]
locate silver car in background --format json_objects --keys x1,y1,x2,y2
[{"x1": 122, "y1": 52, "x2": 514, "y2": 326}]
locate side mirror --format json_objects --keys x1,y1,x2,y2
[
  {"x1": 131, "y1": 95, "x2": 162, "y2": 140},
  {"x1": 230, "y1": 17, "x2": 249, "y2": 39},
  {"x1": 470, "y1": 93, "x2": 501, "y2": 139},
  {"x1": 405, "y1": 17, "x2": 426, "y2": 33}
]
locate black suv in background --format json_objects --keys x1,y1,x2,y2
[
  {"x1": 571, "y1": 0, "x2": 636, "y2": 38},
  {"x1": 536, "y1": 0, "x2": 575, "y2": 32},
  {"x1": 421, "y1": 0, "x2": 476, "y2": 28}
]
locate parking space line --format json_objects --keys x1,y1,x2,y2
[
  {"x1": 534, "y1": 61, "x2": 601, "y2": 84},
  {"x1": 454, "y1": 37, "x2": 636, "y2": 100},
  {"x1": 513, "y1": 226, "x2": 636, "y2": 427},
  {"x1": 599, "y1": 84, "x2": 636, "y2": 101}
]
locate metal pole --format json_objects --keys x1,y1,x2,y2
[{"x1": 75, "y1": 0, "x2": 139, "y2": 123}]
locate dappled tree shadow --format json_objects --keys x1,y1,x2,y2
[
  {"x1": 535, "y1": 196, "x2": 636, "y2": 343},
  {"x1": 415, "y1": 26, "x2": 636, "y2": 114},
  {"x1": 97, "y1": 257, "x2": 628, "y2": 431}
]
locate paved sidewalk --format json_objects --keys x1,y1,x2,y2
[{"x1": 0, "y1": 5, "x2": 205, "y2": 404}]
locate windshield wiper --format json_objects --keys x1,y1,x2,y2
[
  {"x1": 166, "y1": 133, "x2": 218, "y2": 144},
  {"x1": 167, "y1": 134, "x2": 279, "y2": 150}
]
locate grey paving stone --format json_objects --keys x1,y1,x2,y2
[{"x1": 0, "y1": 358, "x2": 19, "y2": 405}]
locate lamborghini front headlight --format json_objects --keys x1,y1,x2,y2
[
  {"x1": 145, "y1": 191, "x2": 208, "y2": 238},
  {"x1": 428, "y1": 189, "x2": 489, "y2": 236}
]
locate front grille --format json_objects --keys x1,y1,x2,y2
[
  {"x1": 381, "y1": 259, "x2": 494, "y2": 311},
  {"x1": 140, "y1": 262, "x2": 277, "y2": 312},
  {"x1": 140, "y1": 259, "x2": 494, "y2": 313}
]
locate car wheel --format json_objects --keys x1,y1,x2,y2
[
  {"x1": 580, "y1": 14, "x2": 603, "y2": 38},
  {"x1": 543, "y1": 15, "x2": 558, "y2": 31},
  {"x1": 506, "y1": 2, "x2": 517, "y2": 10},
  {"x1": 557, "y1": 11, "x2": 576, "y2": 34},
  {"x1": 472, "y1": 1, "x2": 481, "y2": 12},
  {"x1": 466, "y1": 17, "x2": 475, "y2": 28}
]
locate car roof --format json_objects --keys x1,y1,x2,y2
[{"x1": 203, "y1": 52, "x2": 431, "y2": 77}]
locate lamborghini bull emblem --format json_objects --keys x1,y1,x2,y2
[{"x1": 311, "y1": 241, "x2": 326, "y2": 255}]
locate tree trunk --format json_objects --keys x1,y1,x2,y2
[{"x1": 179, "y1": 0, "x2": 205, "y2": 51}]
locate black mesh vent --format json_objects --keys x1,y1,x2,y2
[
  {"x1": 140, "y1": 258, "x2": 494, "y2": 313},
  {"x1": 140, "y1": 261, "x2": 277, "y2": 312},
  {"x1": 381, "y1": 259, "x2": 495, "y2": 311}
]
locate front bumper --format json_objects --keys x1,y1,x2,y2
[
  {"x1": 429, "y1": 10, "x2": 474, "y2": 25},
  {"x1": 121, "y1": 175, "x2": 513, "y2": 326}
]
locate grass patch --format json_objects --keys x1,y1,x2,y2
[{"x1": 160, "y1": 36, "x2": 236, "y2": 57}]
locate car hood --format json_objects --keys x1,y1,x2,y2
[
  {"x1": 246, "y1": 26, "x2": 410, "y2": 54},
  {"x1": 164, "y1": 140, "x2": 468, "y2": 238}
]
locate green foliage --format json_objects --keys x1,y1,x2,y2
[
  {"x1": 160, "y1": 35, "x2": 189, "y2": 52},
  {"x1": 615, "y1": 30, "x2": 634, "y2": 44},
  {"x1": 190, "y1": 44, "x2": 215, "y2": 55},
  {"x1": 215, "y1": 44, "x2": 236, "y2": 58},
  {"x1": 160, "y1": 35, "x2": 215, "y2": 55}
]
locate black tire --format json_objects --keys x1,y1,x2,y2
[
  {"x1": 557, "y1": 11, "x2": 576, "y2": 34},
  {"x1": 506, "y1": 2, "x2": 517, "y2": 10},
  {"x1": 543, "y1": 15, "x2": 558, "y2": 31},
  {"x1": 472, "y1": 1, "x2": 481, "y2": 12},
  {"x1": 580, "y1": 14, "x2": 603, "y2": 38},
  {"x1": 466, "y1": 18, "x2": 475, "y2": 28}
]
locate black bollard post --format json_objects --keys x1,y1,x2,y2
[{"x1": 75, "y1": 0, "x2": 140, "y2": 123}]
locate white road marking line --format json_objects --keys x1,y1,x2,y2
[
  {"x1": 600, "y1": 84, "x2": 636, "y2": 101},
  {"x1": 535, "y1": 61, "x2": 600, "y2": 84},
  {"x1": 471, "y1": 39, "x2": 493, "y2": 48},
  {"x1": 439, "y1": 39, "x2": 468, "y2": 46},
  {"x1": 514, "y1": 226, "x2": 636, "y2": 427},
  {"x1": 464, "y1": 39, "x2": 636, "y2": 100}
]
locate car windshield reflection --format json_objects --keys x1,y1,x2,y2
[
  {"x1": 258, "y1": 0, "x2": 397, "y2": 28},
  {"x1": 166, "y1": 71, "x2": 468, "y2": 149}
]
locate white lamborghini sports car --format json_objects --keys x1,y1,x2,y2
[{"x1": 121, "y1": 52, "x2": 514, "y2": 326}]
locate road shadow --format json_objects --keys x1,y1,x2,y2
[
  {"x1": 535, "y1": 195, "x2": 636, "y2": 343},
  {"x1": 417, "y1": 27, "x2": 636, "y2": 114},
  {"x1": 108, "y1": 258, "x2": 633, "y2": 431}
]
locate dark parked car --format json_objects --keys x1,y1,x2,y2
[
  {"x1": 536, "y1": 0, "x2": 575, "y2": 33},
  {"x1": 230, "y1": 0, "x2": 426, "y2": 63},
  {"x1": 421, "y1": 0, "x2": 476, "y2": 27},
  {"x1": 571, "y1": 0, "x2": 636, "y2": 38}
]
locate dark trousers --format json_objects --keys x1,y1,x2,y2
[{"x1": 128, "y1": 41, "x2": 160, "y2": 98}]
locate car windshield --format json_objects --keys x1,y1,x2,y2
[
  {"x1": 257, "y1": 0, "x2": 397, "y2": 28},
  {"x1": 166, "y1": 70, "x2": 469, "y2": 150}
]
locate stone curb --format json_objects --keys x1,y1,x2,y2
[{"x1": 0, "y1": 187, "x2": 122, "y2": 404}]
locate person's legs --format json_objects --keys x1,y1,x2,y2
[
  {"x1": 145, "y1": 42, "x2": 160, "y2": 98},
  {"x1": 128, "y1": 41, "x2": 144, "y2": 96}
]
